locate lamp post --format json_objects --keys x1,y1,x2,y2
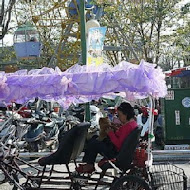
[
  {"x1": 80, "y1": 0, "x2": 87, "y2": 66},
  {"x1": 0, "y1": 25, "x2": 3, "y2": 36},
  {"x1": 79, "y1": 0, "x2": 91, "y2": 122},
  {"x1": 0, "y1": 25, "x2": 3, "y2": 47},
  {"x1": 86, "y1": 16, "x2": 100, "y2": 34}
]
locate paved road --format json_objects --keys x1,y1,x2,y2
[{"x1": 0, "y1": 159, "x2": 189, "y2": 190}]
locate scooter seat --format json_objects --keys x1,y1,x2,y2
[
  {"x1": 16, "y1": 141, "x2": 26, "y2": 149},
  {"x1": 25, "y1": 124, "x2": 44, "y2": 142}
]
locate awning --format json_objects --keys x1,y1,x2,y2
[
  {"x1": 0, "y1": 59, "x2": 167, "y2": 108},
  {"x1": 175, "y1": 70, "x2": 190, "y2": 77},
  {"x1": 169, "y1": 68, "x2": 186, "y2": 77}
]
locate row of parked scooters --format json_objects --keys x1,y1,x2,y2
[
  {"x1": 0, "y1": 98, "x2": 164, "y2": 160},
  {"x1": 0, "y1": 99, "x2": 104, "y2": 158}
]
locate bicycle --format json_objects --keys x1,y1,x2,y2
[{"x1": 0, "y1": 122, "x2": 187, "y2": 190}]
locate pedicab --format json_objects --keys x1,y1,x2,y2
[{"x1": 0, "y1": 60, "x2": 187, "y2": 189}]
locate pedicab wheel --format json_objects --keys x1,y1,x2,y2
[
  {"x1": 12, "y1": 173, "x2": 19, "y2": 190},
  {"x1": 71, "y1": 182, "x2": 82, "y2": 190},
  {"x1": 12, "y1": 186, "x2": 17, "y2": 190},
  {"x1": 110, "y1": 175, "x2": 151, "y2": 190},
  {"x1": 0, "y1": 169, "x2": 6, "y2": 184}
]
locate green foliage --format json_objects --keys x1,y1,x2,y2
[
  {"x1": 1, "y1": 0, "x2": 189, "y2": 71},
  {"x1": 181, "y1": 3, "x2": 190, "y2": 15},
  {"x1": 100, "y1": 0, "x2": 189, "y2": 69}
]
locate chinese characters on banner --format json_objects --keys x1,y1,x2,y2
[{"x1": 87, "y1": 27, "x2": 107, "y2": 67}]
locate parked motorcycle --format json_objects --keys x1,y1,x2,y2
[
  {"x1": 58, "y1": 114, "x2": 80, "y2": 143},
  {"x1": 72, "y1": 106, "x2": 85, "y2": 122},
  {"x1": 24, "y1": 111, "x2": 59, "y2": 154},
  {"x1": 69, "y1": 104, "x2": 104, "y2": 140},
  {"x1": 87, "y1": 105, "x2": 103, "y2": 140}
]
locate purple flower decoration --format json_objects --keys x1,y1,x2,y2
[{"x1": 0, "y1": 72, "x2": 9, "y2": 99}]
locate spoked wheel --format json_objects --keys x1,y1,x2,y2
[
  {"x1": 71, "y1": 182, "x2": 82, "y2": 190},
  {"x1": 28, "y1": 141, "x2": 39, "y2": 160},
  {"x1": 11, "y1": 173, "x2": 19, "y2": 190},
  {"x1": 0, "y1": 169, "x2": 6, "y2": 184},
  {"x1": 0, "y1": 163, "x2": 22, "y2": 190},
  {"x1": 12, "y1": 186, "x2": 18, "y2": 190},
  {"x1": 110, "y1": 175, "x2": 151, "y2": 190}
]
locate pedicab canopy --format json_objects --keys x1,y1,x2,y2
[{"x1": 0, "y1": 59, "x2": 167, "y2": 108}]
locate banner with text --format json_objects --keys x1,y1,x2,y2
[{"x1": 87, "y1": 27, "x2": 107, "y2": 67}]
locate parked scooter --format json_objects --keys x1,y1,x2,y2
[
  {"x1": 72, "y1": 106, "x2": 85, "y2": 122},
  {"x1": 58, "y1": 114, "x2": 80, "y2": 143},
  {"x1": 57, "y1": 104, "x2": 103, "y2": 142},
  {"x1": 87, "y1": 105, "x2": 103, "y2": 140},
  {"x1": 24, "y1": 111, "x2": 59, "y2": 153}
]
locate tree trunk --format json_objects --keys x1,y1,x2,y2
[{"x1": 0, "y1": 0, "x2": 16, "y2": 40}]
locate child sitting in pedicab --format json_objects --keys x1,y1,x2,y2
[{"x1": 76, "y1": 102, "x2": 138, "y2": 173}]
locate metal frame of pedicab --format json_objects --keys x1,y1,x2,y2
[
  {"x1": 0, "y1": 94, "x2": 153, "y2": 190},
  {"x1": 0, "y1": 94, "x2": 187, "y2": 190},
  {"x1": 0, "y1": 120, "x2": 148, "y2": 190},
  {"x1": 0, "y1": 61, "x2": 188, "y2": 189}
]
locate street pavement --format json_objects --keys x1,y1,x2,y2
[{"x1": 0, "y1": 158, "x2": 189, "y2": 190}]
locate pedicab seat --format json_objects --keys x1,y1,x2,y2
[
  {"x1": 98, "y1": 126, "x2": 142, "y2": 172},
  {"x1": 38, "y1": 122, "x2": 90, "y2": 166}
]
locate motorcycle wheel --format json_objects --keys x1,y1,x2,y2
[{"x1": 28, "y1": 141, "x2": 39, "y2": 160}]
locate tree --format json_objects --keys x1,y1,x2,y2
[
  {"x1": 1, "y1": 0, "x2": 188, "y2": 70},
  {"x1": 174, "y1": 2, "x2": 190, "y2": 67},
  {"x1": 11, "y1": 0, "x2": 81, "y2": 69},
  {"x1": 0, "y1": 0, "x2": 16, "y2": 40},
  {"x1": 100, "y1": 0, "x2": 182, "y2": 66}
]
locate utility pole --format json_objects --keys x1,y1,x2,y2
[{"x1": 79, "y1": 0, "x2": 91, "y2": 122}]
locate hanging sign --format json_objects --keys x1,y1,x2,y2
[{"x1": 87, "y1": 27, "x2": 107, "y2": 67}]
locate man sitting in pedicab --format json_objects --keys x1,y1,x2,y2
[{"x1": 76, "y1": 102, "x2": 138, "y2": 173}]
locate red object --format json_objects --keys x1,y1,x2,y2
[
  {"x1": 153, "y1": 109, "x2": 158, "y2": 116},
  {"x1": 54, "y1": 107, "x2": 60, "y2": 113},
  {"x1": 18, "y1": 107, "x2": 31, "y2": 118},
  {"x1": 165, "y1": 68, "x2": 186, "y2": 77},
  {"x1": 76, "y1": 164, "x2": 95, "y2": 174},
  {"x1": 141, "y1": 107, "x2": 149, "y2": 117},
  {"x1": 98, "y1": 158, "x2": 116, "y2": 168},
  {"x1": 141, "y1": 107, "x2": 158, "y2": 116},
  {"x1": 170, "y1": 68, "x2": 186, "y2": 77},
  {"x1": 108, "y1": 120, "x2": 138, "y2": 151},
  {"x1": 133, "y1": 148, "x2": 148, "y2": 168}
]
